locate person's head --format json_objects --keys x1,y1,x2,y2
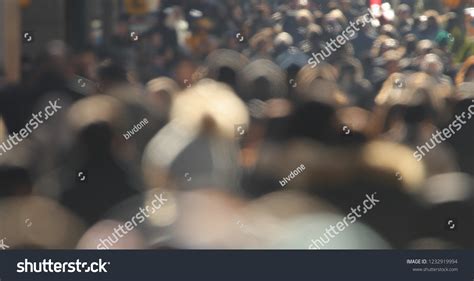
[
  {"x1": 416, "y1": 40, "x2": 434, "y2": 56},
  {"x1": 96, "y1": 59, "x2": 128, "y2": 92},
  {"x1": 173, "y1": 58, "x2": 197, "y2": 89},
  {"x1": 204, "y1": 49, "x2": 249, "y2": 90},
  {"x1": 33, "y1": 40, "x2": 73, "y2": 83},
  {"x1": 380, "y1": 24, "x2": 399, "y2": 39},
  {"x1": 404, "y1": 33, "x2": 417, "y2": 55},
  {"x1": 249, "y1": 28, "x2": 274, "y2": 55},
  {"x1": 273, "y1": 32, "x2": 294, "y2": 54},
  {"x1": 396, "y1": 4, "x2": 411, "y2": 21},
  {"x1": 239, "y1": 59, "x2": 287, "y2": 101},
  {"x1": 146, "y1": 77, "x2": 180, "y2": 117},
  {"x1": 66, "y1": 95, "x2": 129, "y2": 159},
  {"x1": 296, "y1": 9, "x2": 314, "y2": 27},
  {"x1": 420, "y1": 54, "x2": 443, "y2": 77},
  {"x1": 142, "y1": 79, "x2": 249, "y2": 189},
  {"x1": 376, "y1": 72, "x2": 445, "y2": 129},
  {"x1": 427, "y1": 14, "x2": 439, "y2": 30}
]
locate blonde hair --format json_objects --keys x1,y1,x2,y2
[{"x1": 170, "y1": 79, "x2": 249, "y2": 139}]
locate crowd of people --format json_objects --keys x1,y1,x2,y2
[{"x1": 0, "y1": 0, "x2": 473, "y2": 249}]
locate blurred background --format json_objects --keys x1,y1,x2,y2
[{"x1": 0, "y1": 0, "x2": 474, "y2": 250}]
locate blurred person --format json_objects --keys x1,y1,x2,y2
[
  {"x1": 137, "y1": 30, "x2": 177, "y2": 82},
  {"x1": 146, "y1": 77, "x2": 180, "y2": 119},
  {"x1": 293, "y1": 9, "x2": 314, "y2": 43},
  {"x1": 273, "y1": 32, "x2": 294, "y2": 57},
  {"x1": 0, "y1": 195, "x2": 86, "y2": 248},
  {"x1": 96, "y1": 59, "x2": 130, "y2": 93},
  {"x1": 395, "y1": 4, "x2": 414, "y2": 36},
  {"x1": 238, "y1": 59, "x2": 288, "y2": 101},
  {"x1": 59, "y1": 95, "x2": 140, "y2": 225},
  {"x1": 0, "y1": 41, "x2": 81, "y2": 135},
  {"x1": 447, "y1": 97, "x2": 474, "y2": 175},
  {"x1": 321, "y1": 140, "x2": 426, "y2": 248},
  {"x1": 107, "y1": 15, "x2": 136, "y2": 70},
  {"x1": 417, "y1": 10, "x2": 442, "y2": 41},
  {"x1": 417, "y1": 173, "x2": 474, "y2": 248},
  {"x1": 380, "y1": 24, "x2": 400, "y2": 40},
  {"x1": 419, "y1": 53, "x2": 453, "y2": 90},
  {"x1": 249, "y1": 3, "x2": 274, "y2": 35},
  {"x1": 185, "y1": 18, "x2": 219, "y2": 59},
  {"x1": 245, "y1": 28, "x2": 275, "y2": 60},
  {"x1": 337, "y1": 58, "x2": 374, "y2": 109},
  {"x1": 272, "y1": 213, "x2": 391, "y2": 249},
  {"x1": 173, "y1": 58, "x2": 198, "y2": 89},
  {"x1": 76, "y1": 219, "x2": 146, "y2": 249},
  {"x1": 336, "y1": 106, "x2": 374, "y2": 143},
  {"x1": 3, "y1": 0, "x2": 474, "y2": 251},
  {"x1": 202, "y1": 49, "x2": 250, "y2": 91},
  {"x1": 339, "y1": 0, "x2": 359, "y2": 22},
  {"x1": 105, "y1": 84, "x2": 165, "y2": 161},
  {"x1": 163, "y1": 6, "x2": 190, "y2": 52},
  {"x1": 369, "y1": 38, "x2": 406, "y2": 91},
  {"x1": 170, "y1": 189, "x2": 253, "y2": 249},
  {"x1": 375, "y1": 72, "x2": 458, "y2": 176},
  {"x1": 142, "y1": 79, "x2": 248, "y2": 193}
]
